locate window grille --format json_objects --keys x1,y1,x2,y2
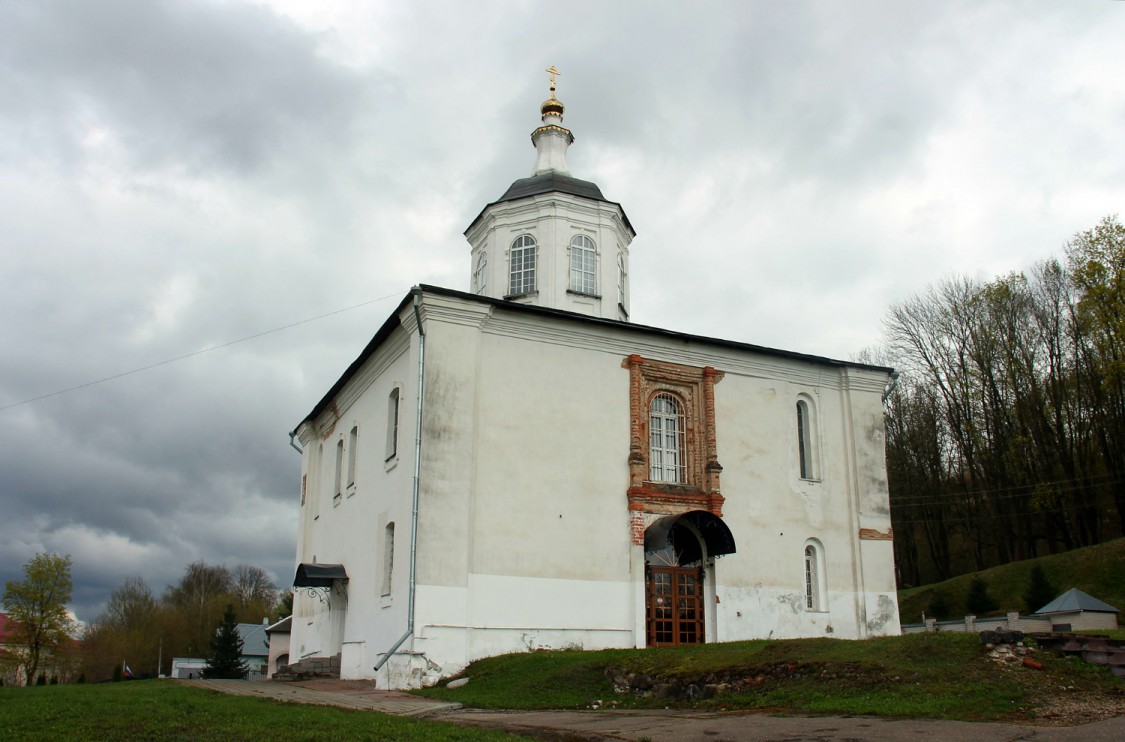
[
  {"x1": 509, "y1": 234, "x2": 537, "y2": 295},
  {"x1": 569, "y1": 235, "x2": 597, "y2": 294},
  {"x1": 649, "y1": 393, "x2": 686, "y2": 483}
]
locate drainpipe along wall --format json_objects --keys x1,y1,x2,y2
[{"x1": 374, "y1": 289, "x2": 425, "y2": 674}]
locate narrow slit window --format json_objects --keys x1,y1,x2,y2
[
  {"x1": 804, "y1": 542, "x2": 824, "y2": 611},
  {"x1": 796, "y1": 397, "x2": 818, "y2": 479},
  {"x1": 347, "y1": 426, "x2": 358, "y2": 488},
  {"x1": 334, "y1": 439, "x2": 344, "y2": 497},
  {"x1": 386, "y1": 388, "x2": 400, "y2": 461},
  {"x1": 381, "y1": 522, "x2": 395, "y2": 597},
  {"x1": 617, "y1": 253, "x2": 626, "y2": 306}
]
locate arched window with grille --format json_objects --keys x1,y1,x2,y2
[
  {"x1": 508, "y1": 234, "x2": 537, "y2": 296},
  {"x1": 569, "y1": 234, "x2": 597, "y2": 294},
  {"x1": 804, "y1": 540, "x2": 826, "y2": 611},
  {"x1": 649, "y1": 393, "x2": 686, "y2": 483}
]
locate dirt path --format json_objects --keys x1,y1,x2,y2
[{"x1": 183, "y1": 678, "x2": 1125, "y2": 741}]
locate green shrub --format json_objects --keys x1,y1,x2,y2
[{"x1": 966, "y1": 578, "x2": 999, "y2": 616}]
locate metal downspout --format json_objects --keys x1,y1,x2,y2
[
  {"x1": 288, "y1": 430, "x2": 303, "y2": 454},
  {"x1": 374, "y1": 290, "x2": 425, "y2": 673}
]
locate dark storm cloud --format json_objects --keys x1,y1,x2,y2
[{"x1": 0, "y1": 0, "x2": 377, "y2": 176}]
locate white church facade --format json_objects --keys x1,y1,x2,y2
[{"x1": 288, "y1": 75, "x2": 900, "y2": 689}]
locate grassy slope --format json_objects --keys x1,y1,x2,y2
[
  {"x1": 0, "y1": 682, "x2": 528, "y2": 742},
  {"x1": 415, "y1": 633, "x2": 1123, "y2": 722},
  {"x1": 898, "y1": 537, "x2": 1125, "y2": 624}
]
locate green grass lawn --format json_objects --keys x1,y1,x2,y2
[
  {"x1": 415, "y1": 633, "x2": 1124, "y2": 723},
  {"x1": 0, "y1": 681, "x2": 528, "y2": 741}
]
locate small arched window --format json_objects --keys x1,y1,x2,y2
[
  {"x1": 473, "y1": 253, "x2": 487, "y2": 294},
  {"x1": 796, "y1": 396, "x2": 819, "y2": 480},
  {"x1": 509, "y1": 234, "x2": 537, "y2": 296},
  {"x1": 649, "y1": 393, "x2": 686, "y2": 483},
  {"x1": 804, "y1": 540, "x2": 825, "y2": 611},
  {"x1": 569, "y1": 234, "x2": 597, "y2": 294}
]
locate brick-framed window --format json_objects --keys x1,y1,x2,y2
[
  {"x1": 623, "y1": 355, "x2": 724, "y2": 521},
  {"x1": 649, "y1": 393, "x2": 686, "y2": 483}
]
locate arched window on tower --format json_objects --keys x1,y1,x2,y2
[
  {"x1": 649, "y1": 393, "x2": 686, "y2": 483},
  {"x1": 473, "y1": 253, "x2": 487, "y2": 295},
  {"x1": 508, "y1": 234, "x2": 537, "y2": 296},
  {"x1": 617, "y1": 253, "x2": 627, "y2": 307},
  {"x1": 569, "y1": 234, "x2": 597, "y2": 295}
]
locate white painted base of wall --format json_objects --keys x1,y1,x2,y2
[{"x1": 346, "y1": 576, "x2": 901, "y2": 689}]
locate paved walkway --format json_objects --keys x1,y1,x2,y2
[
  {"x1": 180, "y1": 679, "x2": 1125, "y2": 741},
  {"x1": 178, "y1": 678, "x2": 460, "y2": 717}
]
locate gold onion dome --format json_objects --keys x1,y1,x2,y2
[{"x1": 541, "y1": 96, "x2": 565, "y2": 118}]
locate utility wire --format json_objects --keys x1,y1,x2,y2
[
  {"x1": 0, "y1": 290, "x2": 406, "y2": 412},
  {"x1": 887, "y1": 470, "x2": 1123, "y2": 506}
]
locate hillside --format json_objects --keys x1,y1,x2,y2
[
  {"x1": 897, "y1": 537, "x2": 1125, "y2": 625},
  {"x1": 416, "y1": 633, "x2": 1125, "y2": 725}
]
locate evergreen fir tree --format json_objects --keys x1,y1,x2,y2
[
  {"x1": 203, "y1": 604, "x2": 248, "y2": 679},
  {"x1": 1023, "y1": 565, "x2": 1057, "y2": 614},
  {"x1": 927, "y1": 591, "x2": 951, "y2": 620},
  {"x1": 965, "y1": 577, "x2": 999, "y2": 616}
]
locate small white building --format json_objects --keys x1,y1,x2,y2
[
  {"x1": 265, "y1": 616, "x2": 291, "y2": 679},
  {"x1": 169, "y1": 621, "x2": 270, "y2": 680},
  {"x1": 288, "y1": 78, "x2": 900, "y2": 689}
]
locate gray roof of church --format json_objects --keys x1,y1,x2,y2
[
  {"x1": 465, "y1": 172, "x2": 635, "y2": 235},
  {"x1": 1035, "y1": 587, "x2": 1119, "y2": 614},
  {"x1": 498, "y1": 172, "x2": 606, "y2": 202},
  {"x1": 294, "y1": 285, "x2": 895, "y2": 432}
]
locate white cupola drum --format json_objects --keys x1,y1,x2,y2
[{"x1": 464, "y1": 66, "x2": 636, "y2": 322}]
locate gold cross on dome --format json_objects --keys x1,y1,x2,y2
[{"x1": 546, "y1": 65, "x2": 560, "y2": 96}]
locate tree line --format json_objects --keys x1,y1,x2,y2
[
  {"x1": 81, "y1": 561, "x2": 290, "y2": 681},
  {"x1": 2, "y1": 553, "x2": 289, "y2": 684},
  {"x1": 880, "y1": 216, "x2": 1125, "y2": 586}
]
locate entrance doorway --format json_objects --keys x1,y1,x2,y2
[{"x1": 645, "y1": 522, "x2": 705, "y2": 646}]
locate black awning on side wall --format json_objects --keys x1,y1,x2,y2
[{"x1": 293, "y1": 563, "x2": 348, "y2": 588}]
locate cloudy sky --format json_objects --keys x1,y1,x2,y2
[{"x1": 1, "y1": 0, "x2": 1122, "y2": 623}]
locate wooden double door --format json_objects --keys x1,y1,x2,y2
[{"x1": 645, "y1": 565, "x2": 704, "y2": 646}]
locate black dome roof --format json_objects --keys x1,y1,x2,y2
[{"x1": 497, "y1": 171, "x2": 607, "y2": 203}]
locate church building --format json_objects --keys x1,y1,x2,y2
[{"x1": 288, "y1": 72, "x2": 900, "y2": 689}]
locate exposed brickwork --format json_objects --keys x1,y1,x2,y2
[
  {"x1": 859, "y1": 527, "x2": 893, "y2": 540},
  {"x1": 622, "y1": 355, "x2": 726, "y2": 542}
]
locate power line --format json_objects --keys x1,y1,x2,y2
[
  {"x1": 888, "y1": 470, "x2": 1123, "y2": 506},
  {"x1": 0, "y1": 290, "x2": 407, "y2": 412}
]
